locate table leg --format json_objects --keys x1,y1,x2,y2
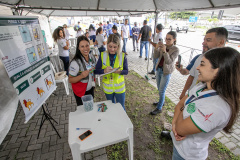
[
  {"x1": 98, "y1": 76, "x2": 100, "y2": 86},
  {"x1": 71, "y1": 143, "x2": 82, "y2": 160},
  {"x1": 127, "y1": 128, "x2": 134, "y2": 160},
  {"x1": 57, "y1": 55, "x2": 62, "y2": 70},
  {"x1": 52, "y1": 57, "x2": 59, "y2": 73}
]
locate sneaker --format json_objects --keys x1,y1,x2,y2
[
  {"x1": 152, "y1": 76, "x2": 156, "y2": 79},
  {"x1": 161, "y1": 131, "x2": 172, "y2": 140},
  {"x1": 145, "y1": 58, "x2": 147, "y2": 60},
  {"x1": 133, "y1": 49, "x2": 135, "y2": 51},
  {"x1": 148, "y1": 70, "x2": 155, "y2": 75},
  {"x1": 150, "y1": 108, "x2": 162, "y2": 115},
  {"x1": 125, "y1": 52, "x2": 128, "y2": 55},
  {"x1": 139, "y1": 56, "x2": 142, "y2": 58},
  {"x1": 153, "y1": 102, "x2": 158, "y2": 105}
]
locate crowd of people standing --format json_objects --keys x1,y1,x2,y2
[{"x1": 52, "y1": 20, "x2": 240, "y2": 160}]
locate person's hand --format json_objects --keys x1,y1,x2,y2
[
  {"x1": 159, "y1": 41, "x2": 166, "y2": 52},
  {"x1": 66, "y1": 40, "x2": 69, "y2": 46},
  {"x1": 175, "y1": 62, "x2": 183, "y2": 71},
  {"x1": 114, "y1": 69, "x2": 121, "y2": 74},
  {"x1": 80, "y1": 70, "x2": 90, "y2": 78},
  {"x1": 122, "y1": 37, "x2": 123, "y2": 40},
  {"x1": 104, "y1": 66, "x2": 113, "y2": 73},
  {"x1": 148, "y1": 38, "x2": 151, "y2": 42},
  {"x1": 129, "y1": 37, "x2": 130, "y2": 40},
  {"x1": 179, "y1": 92, "x2": 186, "y2": 100},
  {"x1": 172, "y1": 123, "x2": 186, "y2": 141}
]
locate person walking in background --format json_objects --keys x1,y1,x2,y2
[
  {"x1": 95, "y1": 27, "x2": 107, "y2": 54},
  {"x1": 52, "y1": 27, "x2": 70, "y2": 75},
  {"x1": 112, "y1": 25, "x2": 121, "y2": 38},
  {"x1": 106, "y1": 21, "x2": 113, "y2": 38},
  {"x1": 75, "y1": 27, "x2": 84, "y2": 38},
  {"x1": 121, "y1": 19, "x2": 130, "y2": 55},
  {"x1": 171, "y1": 47, "x2": 240, "y2": 160},
  {"x1": 74, "y1": 21, "x2": 81, "y2": 32},
  {"x1": 89, "y1": 24, "x2": 96, "y2": 42},
  {"x1": 94, "y1": 34, "x2": 128, "y2": 110},
  {"x1": 68, "y1": 36, "x2": 97, "y2": 106},
  {"x1": 148, "y1": 23, "x2": 163, "y2": 76},
  {"x1": 150, "y1": 31, "x2": 179, "y2": 115},
  {"x1": 137, "y1": 20, "x2": 152, "y2": 60},
  {"x1": 132, "y1": 22, "x2": 140, "y2": 52}
]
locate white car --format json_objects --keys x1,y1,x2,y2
[{"x1": 169, "y1": 23, "x2": 189, "y2": 33}]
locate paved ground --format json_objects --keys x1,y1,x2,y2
[{"x1": 0, "y1": 38, "x2": 240, "y2": 160}]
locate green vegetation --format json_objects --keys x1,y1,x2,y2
[{"x1": 169, "y1": 11, "x2": 197, "y2": 19}]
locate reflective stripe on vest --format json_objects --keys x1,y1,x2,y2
[{"x1": 101, "y1": 51, "x2": 125, "y2": 94}]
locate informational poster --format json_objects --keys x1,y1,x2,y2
[{"x1": 0, "y1": 16, "x2": 56, "y2": 123}]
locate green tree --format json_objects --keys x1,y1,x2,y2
[{"x1": 169, "y1": 11, "x2": 196, "y2": 19}]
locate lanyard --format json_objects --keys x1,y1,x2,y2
[
  {"x1": 110, "y1": 54, "x2": 117, "y2": 68},
  {"x1": 185, "y1": 91, "x2": 218, "y2": 106}
]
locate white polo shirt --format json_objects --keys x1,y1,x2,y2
[
  {"x1": 69, "y1": 59, "x2": 94, "y2": 91},
  {"x1": 189, "y1": 54, "x2": 204, "y2": 90},
  {"x1": 171, "y1": 82, "x2": 231, "y2": 160},
  {"x1": 57, "y1": 38, "x2": 69, "y2": 57},
  {"x1": 121, "y1": 24, "x2": 129, "y2": 38}
]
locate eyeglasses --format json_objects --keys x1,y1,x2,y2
[{"x1": 165, "y1": 38, "x2": 172, "y2": 41}]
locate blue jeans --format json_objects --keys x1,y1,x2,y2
[
  {"x1": 156, "y1": 67, "x2": 171, "y2": 110},
  {"x1": 152, "y1": 58, "x2": 158, "y2": 72},
  {"x1": 105, "y1": 92, "x2": 126, "y2": 111},
  {"x1": 172, "y1": 146, "x2": 185, "y2": 160},
  {"x1": 140, "y1": 41, "x2": 149, "y2": 58},
  {"x1": 132, "y1": 37, "x2": 138, "y2": 50},
  {"x1": 90, "y1": 35, "x2": 96, "y2": 42},
  {"x1": 122, "y1": 38, "x2": 128, "y2": 53},
  {"x1": 59, "y1": 56, "x2": 69, "y2": 76}
]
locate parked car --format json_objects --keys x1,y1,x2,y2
[
  {"x1": 169, "y1": 23, "x2": 188, "y2": 33},
  {"x1": 224, "y1": 25, "x2": 240, "y2": 41}
]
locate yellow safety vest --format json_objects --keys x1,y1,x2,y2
[{"x1": 101, "y1": 51, "x2": 125, "y2": 94}]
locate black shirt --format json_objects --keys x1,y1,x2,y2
[{"x1": 140, "y1": 25, "x2": 152, "y2": 41}]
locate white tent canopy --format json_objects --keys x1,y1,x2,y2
[{"x1": 1, "y1": 0, "x2": 240, "y2": 17}]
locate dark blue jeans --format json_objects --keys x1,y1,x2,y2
[
  {"x1": 59, "y1": 56, "x2": 69, "y2": 76},
  {"x1": 90, "y1": 35, "x2": 96, "y2": 42},
  {"x1": 98, "y1": 46, "x2": 106, "y2": 54},
  {"x1": 105, "y1": 92, "x2": 126, "y2": 111}
]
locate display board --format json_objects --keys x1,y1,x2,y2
[{"x1": 0, "y1": 16, "x2": 56, "y2": 123}]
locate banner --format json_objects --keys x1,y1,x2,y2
[{"x1": 0, "y1": 16, "x2": 56, "y2": 123}]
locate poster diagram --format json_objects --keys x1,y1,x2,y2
[
  {"x1": 26, "y1": 47, "x2": 37, "y2": 64},
  {"x1": 18, "y1": 26, "x2": 32, "y2": 43},
  {"x1": 44, "y1": 74, "x2": 54, "y2": 90},
  {"x1": 32, "y1": 27, "x2": 40, "y2": 40},
  {"x1": 37, "y1": 44, "x2": 46, "y2": 58}
]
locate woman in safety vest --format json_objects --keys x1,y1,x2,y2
[
  {"x1": 68, "y1": 36, "x2": 97, "y2": 106},
  {"x1": 95, "y1": 34, "x2": 128, "y2": 110}
]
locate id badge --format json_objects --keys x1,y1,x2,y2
[{"x1": 86, "y1": 64, "x2": 92, "y2": 70}]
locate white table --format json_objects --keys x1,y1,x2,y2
[{"x1": 68, "y1": 100, "x2": 134, "y2": 160}]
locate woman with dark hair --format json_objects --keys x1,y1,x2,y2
[
  {"x1": 150, "y1": 31, "x2": 179, "y2": 115},
  {"x1": 68, "y1": 36, "x2": 97, "y2": 106},
  {"x1": 89, "y1": 24, "x2": 96, "y2": 42},
  {"x1": 52, "y1": 27, "x2": 70, "y2": 75},
  {"x1": 171, "y1": 47, "x2": 240, "y2": 160},
  {"x1": 95, "y1": 27, "x2": 107, "y2": 54}
]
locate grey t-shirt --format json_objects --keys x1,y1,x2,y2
[
  {"x1": 96, "y1": 34, "x2": 105, "y2": 48},
  {"x1": 140, "y1": 25, "x2": 152, "y2": 41}
]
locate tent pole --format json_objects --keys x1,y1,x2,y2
[{"x1": 47, "y1": 16, "x2": 53, "y2": 47}]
